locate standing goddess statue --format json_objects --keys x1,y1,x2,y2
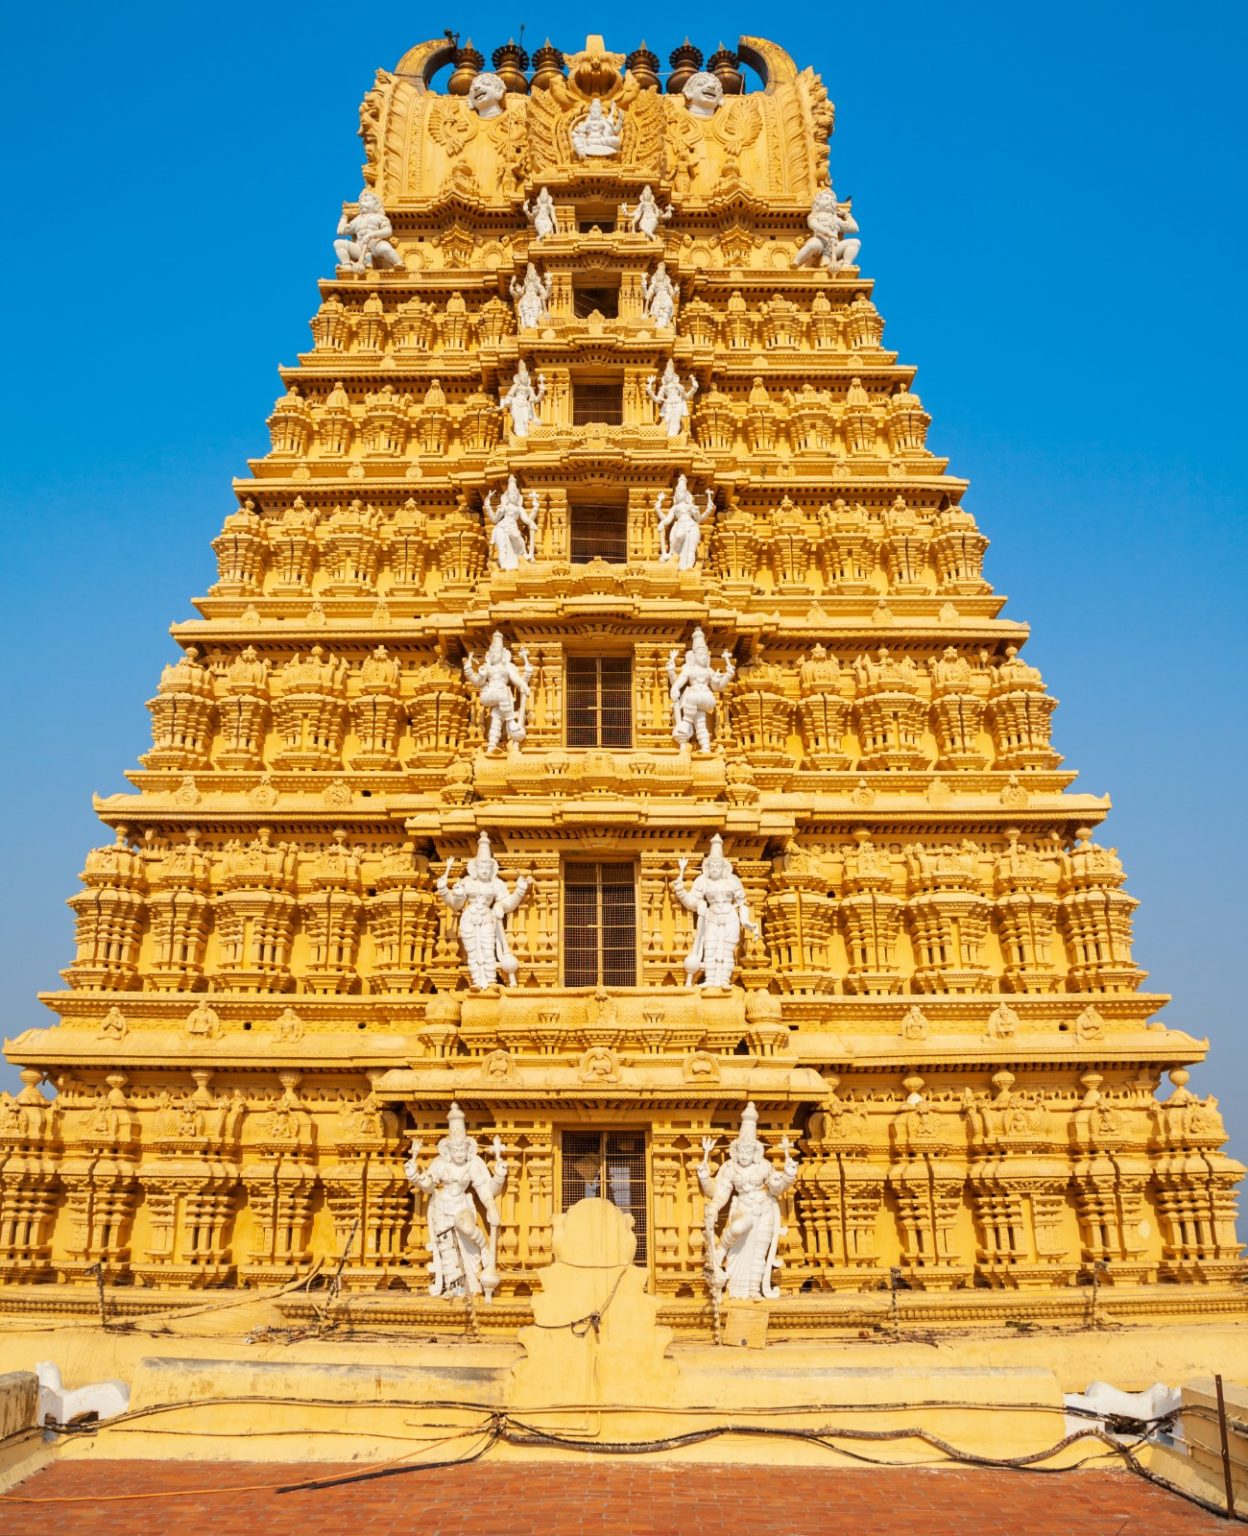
[
  {"x1": 483, "y1": 475, "x2": 539, "y2": 568},
  {"x1": 510, "y1": 263, "x2": 552, "y2": 329},
  {"x1": 671, "y1": 835, "x2": 758, "y2": 988},
  {"x1": 498, "y1": 362, "x2": 547, "y2": 440},
  {"x1": 646, "y1": 360, "x2": 698, "y2": 437},
  {"x1": 435, "y1": 831, "x2": 531, "y2": 989},
  {"x1": 523, "y1": 187, "x2": 557, "y2": 239},
  {"x1": 697, "y1": 1102, "x2": 797, "y2": 1301},
  {"x1": 667, "y1": 627, "x2": 735, "y2": 751},
  {"x1": 405, "y1": 1101, "x2": 508, "y2": 1300},
  {"x1": 656, "y1": 475, "x2": 714, "y2": 569},
  {"x1": 641, "y1": 262, "x2": 677, "y2": 328},
  {"x1": 463, "y1": 631, "x2": 532, "y2": 749},
  {"x1": 621, "y1": 186, "x2": 672, "y2": 238}
]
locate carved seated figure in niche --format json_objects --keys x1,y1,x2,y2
[
  {"x1": 523, "y1": 186, "x2": 557, "y2": 238},
  {"x1": 697, "y1": 1102, "x2": 797, "y2": 1301},
  {"x1": 683, "y1": 70, "x2": 725, "y2": 118},
  {"x1": 466, "y1": 71, "x2": 507, "y2": 119},
  {"x1": 672, "y1": 835, "x2": 758, "y2": 989},
  {"x1": 436, "y1": 832, "x2": 531, "y2": 990},
  {"x1": 463, "y1": 630, "x2": 532, "y2": 749},
  {"x1": 621, "y1": 186, "x2": 672, "y2": 238},
  {"x1": 793, "y1": 186, "x2": 861, "y2": 271},
  {"x1": 333, "y1": 189, "x2": 404, "y2": 273},
  {"x1": 571, "y1": 97, "x2": 623, "y2": 158},
  {"x1": 667, "y1": 626, "x2": 735, "y2": 751},
  {"x1": 405, "y1": 1101, "x2": 508, "y2": 1300},
  {"x1": 656, "y1": 474, "x2": 714, "y2": 569},
  {"x1": 483, "y1": 474, "x2": 539, "y2": 567}
]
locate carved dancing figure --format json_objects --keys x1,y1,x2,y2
[
  {"x1": 682, "y1": 71, "x2": 725, "y2": 118},
  {"x1": 656, "y1": 474, "x2": 714, "y2": 569},
  {"x1": 621, "y1": 186, "x2": 672, "y2": 238},
  {"x1": 436, "y1": 832, "x2": 531, "y2": 990},
  {"x1": 523, "y1": 187, "x2": 557, "y2": 239},
  {"x1": 483, "y1": 474, "x2": 539, "y2": 568},
  {"x1": 697, "y1": 1102, "x2": 797, "y2": 1301},
  {"x1": 647, "y1": 360, "x2": 698, "y2": 437},
  {"x1": 571, "y1": 98, "x2": 623, "y2": 158},
  {"x1": 466, "y1": 71, "x2": 507, "y2": 119},
  {"x1": 498, "y1": 361, "x2": 547, "y2": 439},
  {"x1": 405, "y1": 1101, "x2": 508, "y2": 1300},
  {"x1": 667, "y1": 627, "x2": 735, "y2": 751},
  {"x1": 333, "y1": 190, "x2": 404, "y2": 272},
  {"x1": 671, "y1": 835, "x2": 758, "y2": 989},
  {"x1": 641, "y1": 262, "x2": 677, "y2": 328},
  {"x1": 793, "y1": 186, "x2": 861, "y2": 271},
  {"x1": 510, "y1": 262, "x2": 553, "y2": 329},
  {"x1": 463, "y1": 631, "x2": 532, "y2": 750}
]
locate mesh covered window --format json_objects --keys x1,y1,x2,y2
[
  {"x1": 572, "y1": 380, "x2": 624, "y2": 426},
  {"x1": 566, "y1": 656, "x2": 632, "y2": 748},
  {"x1": 560, "y1": 1131, "x2": 648, "y2": 1263},
  {"x1": 564, "y1": 862, "x2": 636, "y2": 987},
  {"x1": 569, "y1": 502, "x2": 628, "y2": 563}
]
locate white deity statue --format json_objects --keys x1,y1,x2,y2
[
  {"x1": 641, "y1": 262, "x2": 677, "y2": 328},
  {"x1": 333, "y1": 190, "x2": 404, "y2": 273},
  {"x1": 671, "y1": 835, "x2": 758, "y2": 990},
  {"x1": 793, "y1": 186, "x2": 861, "y2": 271},
  {"x1": 436, "y1": 831, "x2": 532, "y2": 990},
  {"x1": 656, "y1": 475, "x2": 714, "y2": 570},
  {"x1": 667, "y1": 626, "x2": 735, "y2": 751},
  {"x1": 466, "y1": 71, "x2": 507, "y2": 120},
  {"x1": 483, "y1": 475, "x2": 539, "y2": 568},
  {"x1": 523, "y1": 187, "x2": 557, "y2": 239},
  {"x1": 646, "y1": 360, "x2": 698, "y2": 437},
  {"x1": 682, "y1": 71, "x2": 725, "y2": 118},
  {"x1": 510, "y1": 262, "x2": 553, "y2": 329},
  {"x1": 621, "y1": 186, "x2": 671, "y2": 238},
  {"x1": 697, "y1": 1102, "x2": 797, "y2": 1302},
  {"x1": 463, "y1": 630, "x2": 533, "y2": 749},
  {"x1": 405, "y1": 1101, "x2": 508, "y2": 1301},
  {"x1": 571, "y1": 97, "x2": 623, "y2": 158},
  {"x1": 498, "y1": 361, "x2": 547, "y2": 439}
]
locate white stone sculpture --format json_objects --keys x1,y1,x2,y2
[
  {"x1": 667, "y1": 627, "x2": 735, "y2": 751},
  {"x1": 793, "y1": 186, "x2": 861, "y2": 271},
  {"x1": 697, "y1": 1102, "x2": 797, "y2": 1301},
  {"x1": 483, "y1": 474, "x2": 539, "y2": 568},
  {"x1": 647, "y1": 359, "x2": 698, "y2": 437},
  {"x1": 523, "y1": 187, "x2": 557, "y2": 238},
  {"x1": 571, "y1": 97, "x2": 623, "y2": 158},
  {"x1": 463, "y1": 630, "x2": 533, "y2": 748},
  {"x1": 510, "y1": 262, "x2": 553, "y2": 329},
  {"x1": 671, "y1": 835, "x2": 758, "y2": 990},
  {"x1": 405, "y1": 1101, "x2": 508, "y2": 1300},
  {"x1": 641, "y1": 262, "x2": 677, "y2": 328},
  {"x1": 333, "y1": 190, "x2": 404, "y2": 273},
  {"x1": 621, "y1": 186, "x2": 672, "y2": 238},
  {"x1": 656, "y1": 474, "x2": 714, "y2": 570},
  {"x1": 436, "y1": 833, "x2": 530, "y2": 990},
  {"x1": 35, "y1": 1362, "x2": 130, "y2": 1427},
  {"x1": 682, "y1": 71, "x2": 725, "y2": 118},
  {"x1": 498, "y1": 361, "x2": 547, "y2": 439},
  {"x1": 466, "y1": 71, "x2": 507, "y2": 119}
]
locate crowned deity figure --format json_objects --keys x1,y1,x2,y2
[
  {"x1": 571, "y1": 97, "x2": 623, "y2": 158},
  {"x1": 463, "y1": 631, "x2": 533, "y2": 749},
  {"x1": 697, "y1": 1103, "x2": 798, "y2": 1301},
  {"x1": 656, "y1": 475, "x2": 714, "y2": 569},
  {"x1": 435, "y1": 831, "x2": 532, "y2": 990},
  {"x1": 483, "y1": 475, "x2": 539, "y2": 569},
  {"x1": 523, "y1": 186, "x2": 557, "y2": 239},
  {"x1": 498, "y1": 361, "x2": 547, "y2": 440},
  {"x1": 405, "y1": 1101, "x2": 508, "y2": 1300},
  {"x1": 793, "y1": 186, "x2": 861, "y2": 271},
  {"x1": 510, "y1": 262, "x2": 552, "y2": 330},
  {"x1": 667, "y1": 627, "x2": 735, "y2": 751},
  {"x1": 621, "y1": 186, "x2": 671, "y2": 238},
  {"x1": 333, "y1": 189, "x2": 404, "y2": 273},
  {"x1": 641, "y1": 262, "x2": 677, "y2": 328},
  {"x1": 646, "y1": 360, "x2": 698, "y2": 438},
  {"x1": 671, "y1": 835, "x2": 758, "y2": 989}
]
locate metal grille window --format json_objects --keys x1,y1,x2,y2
[
  {"x1": 572, "y1": 283, "x2": 620, "y2": 319},
  {"x1": 560, "y1": 1131, "x2": 648, "y2": 1263},
  {"x1": 566, "y1": 656, "x2": 632, "y2": 748},
  {"x1": 572, "y1": 380, "x2": 624, "y2": 426},
  {"x1": 563, "y1": 862, "x2": 636, "y2": 987},
  {"x1": 569, "y1": 501, "x2": 628, "y2": 563}
]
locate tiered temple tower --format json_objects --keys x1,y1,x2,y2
[{"x1": 2, "y1": 33, "x2": 1242, "y2": 1329}]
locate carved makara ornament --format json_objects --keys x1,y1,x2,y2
[{"x1": 405, "y1": 1102, "x2": 507, "y2": 1300}]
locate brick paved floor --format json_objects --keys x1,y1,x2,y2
[{"x1": 0, "y1": 1459, "x2": 1232, "y2": 1534}]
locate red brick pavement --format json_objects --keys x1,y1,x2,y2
[{"x1": 0, "y1": 1459, "x2": 1231, "y2": 1534}]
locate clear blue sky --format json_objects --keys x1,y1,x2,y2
[{"x1": 1, "y1": 2, "x2": 1245, "y2": 1150}]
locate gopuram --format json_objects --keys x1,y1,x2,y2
[{"x1": 2, "y1": 33, "x2": 1243, "y2": 1342}]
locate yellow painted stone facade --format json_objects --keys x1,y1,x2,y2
[{"x1": 2, "y1": 32, "x2": 1244, "y2": 1336}]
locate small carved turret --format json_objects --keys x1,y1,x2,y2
[
  {"x1": 350, "y1": 645, "x2": 405, "y2": 769},
  {"x1": 1059, "y1": 831, "x2": 1145, "y2": 993},
  {"x1": 852, "y1": 648, "x2": 929, "y2": 770},
  {"x1": 217, "y1": 646, "x2": 270, "y2": 771},
  {"x1": 64, "y1": 828, "x2": 147, "y2": 991},
  {"x1": 146, "y1": 831, "x2": 213, "y2": 991},
  {"x1": 267, "y1": 385, "x2": 314, "y2": 457},
  {"x1": 905, "y1": 842, "x2": 992, "y2": 994},
  {"x1": 211, "y1": 499, "x2": 268, "y2": 595},
  {"x1": 143, "y1": 646, "x2": 216, "y2": 770}
]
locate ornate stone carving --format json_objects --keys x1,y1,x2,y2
[
  {"x1": 667, "y1": 627, "x2": 735, "y2": 750},
  {"x1": 436, "y1": 832, "x2": 531, "y2": 989},
  {"x1": 655, "y1": 474, "x2": 713, "y2": 568},
  {"x1": 698, "y1": 1103, "x2": 797, "y2": 1301},
  {"x1": 571, "y1": 98, "x2": 623, "y2": 157},
  {"x1": 671, "y1": 836, "x2": 757, "y2": 988},
  {"x1": 523, "y1": 186, "x2": 557, "y2": 237},
  {"x1": 498, "y1": 362, "x2": 547, "y2": 439},
  {"x1": 646, "y1": 360, "x2": 698, "y2": 437},
  {"x1": 334, "y1": 189, "x2": 403, "y2": 272},
  {"x1": 793, "y1": 186, "x2": 860, "y2": 271},
  {"x1": 621, "y1": 186, "x2": 671, "y2": 237},
  {"x1": 510, "y1": 262, "x2": 552, "y2": 329},
  {"x1": 463, "y1": 630, "x2": 533, "y2": 748},
  {"x1": 405, "y1": 1102, "x2": 507, "y2": 1301}
]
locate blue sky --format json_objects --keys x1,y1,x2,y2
[{"x1": 1, "y1": 1, "x2": 1245, "y2": 1150}]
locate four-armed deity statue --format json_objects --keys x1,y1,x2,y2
[
  {"x1": 641, "y1": 262, "x2": 677, "y2": 328},
  {"x1": 667, "y1": 626, "x2": 735, "y2": 751},
  {"x1": 405, "y1": 1101, "x2": 508, "y2": 1301},
  {"x1": 436, "y1": 831, "x2": 531, "y2": 989},
  {"x1": 656, "y1": 475, "x2": 714, "y2": 569},
  {"x1": 793, "y1": 185, "x2": 861, "y2": 271},
  {"x1": 571, "y1": 97, "x2": 623, "y2": 158},
  {"x1": 463, "y1": 630, "x2": 533, "y2": 749},
  {"x1": 523, "y1": 186, "x2": 558, "y2": 238},
  {"x1": 671, "y1": 835, "x2": 758, "y2": 989},
  {"x1": 510, "y1": 262, "x2": 553, "y2": 329},
  {"x1": 697, "y1": 1102, "x2": 798, "y2": 1301},
  {"x1": 621, "y1": 186, "x2": 671, "y2": 238},
  {"x1": 498, "y1": 363, "x2": 547, "y2": 441},
  {"x1": 483, "y1": 475, "x2": 540, "y2": 568},
  {"x1": 333, "y1": 190, "x2": 404, "y2": 273},
  {"x1": 647, "y1": 360, "x2": 698, "y2": 437}
]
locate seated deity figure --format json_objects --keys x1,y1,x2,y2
[
  {"x1": 405, "y1": 1101, "x2": 508, "y2": 1301},
  {"x1": 641, "y1": 262, "x2": 677, "y2": 328},
  {"x1": 523, "y1": 186, "x2": 558, "y2": 239},
  {"x1": 498, "y1": 361, "x2": 547, "y2": 439},
  {"x1": 656, "y1": 474, "x2": 714, "y2": 569},
  {"x1": 697, "y1": 1102, "x2": 798, "y2": 1301},
  {"x1": 333, "y1": 189, "x2": 404, "y2": 272},
  {"x1": 793, "y1": 186, "x2": 861, "y2": 271},
  {"x1": 483, "y1": 474, "x2": 539, "y2": 568},
  {"x1": 571, "y1": 97, "x2": 623, "y2": 158},
  {"x1": 646, "y1": 360, "x2": 698, "y2": 437},
  {"x1": 671, "y1": 835, "x2": 758, "y2": 989},
  {"x1": 510, "y1": 262, "x2": 552, "y2": 329},
  {"x1": 463, "y1": 630, "x2": 532, "y2": 749},
  {"x1": 621, "y1": 186, "x2": 671, "y2": 238},
  {"x1": 682, "y1": 71, "x2": 725, "y2": 118},
  {"x1": 436, "y1": 832, "x2": 531, "y2": 990},
  {"x1": 466, "y1": 70, "x2": 507, "y2": 119},
  {"x1": 667, "y1": 626, "x2": 735, "y2": 751}
]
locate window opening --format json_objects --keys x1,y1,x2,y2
[{"x1": 563, "y1": 862, "x2": 637, "y2": 986}]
